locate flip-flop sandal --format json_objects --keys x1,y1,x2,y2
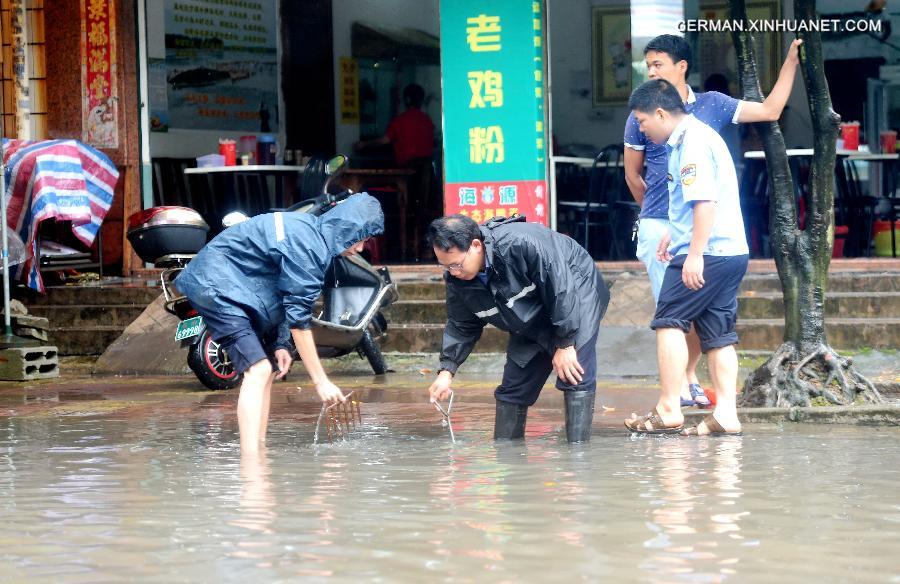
[
  {"x1": 682, "y1": 413, "x2": 742, "y2": 436},
  {"x1": 680, "y1": 396, "x2": 696, "y2": 407},
  {"x1": 689, "y1": 384, "x2": 711, "y2": 408},
  {"x1": 625, "y1": 408, "x2": 684, "y2": 434}
]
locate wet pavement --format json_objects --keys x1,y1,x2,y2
[
  {"x1": 0, "y1": 368, "x2": 658, "y2": 423},
  {"x1": 2, "y1": 369, "x2": 900, "y2": 581}
]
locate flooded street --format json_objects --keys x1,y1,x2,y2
[{"x1": 1, "y1": 375, "x2": 899, "y2": 582}]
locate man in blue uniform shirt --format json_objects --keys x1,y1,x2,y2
[
  {"x1": 623, "y1": 34, "x2": 801, "y2": 408},
  {"x1": 624, "y1": 79, "x2": 748, "y2": 436}
]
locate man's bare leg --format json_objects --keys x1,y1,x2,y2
[
  {"x1": 258, "y1": 371, "x2": 276, "y2": 445},
  {"x1": 237, "y1": 359, "x2": 274, "y2": 453},
  {"x1": 683, "y1": 327, "x2": 710, "y2": 406},
  {"x1": 685, "y1": 327, "x2": 702, "y2": 386},
  {"x1": 699, "y1": 345, "x2": 741, "y2": 433},
  {"x1": 653, "y1": 328, "x2": 688, "y2": 427}
]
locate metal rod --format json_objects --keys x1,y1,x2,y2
[{"x1": 433, "y1": 391, "x2": 456, "y2": 443}]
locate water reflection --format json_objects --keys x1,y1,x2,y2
[
  {"x1": 232, "y1": 450, "x2": 276, "y2": 534},
  {"x1": 2, "y1": 403, "x2": 900, "y2": 582},
  {"x1": 640, "y1": 437, "x2": 745, "y2": 582}
]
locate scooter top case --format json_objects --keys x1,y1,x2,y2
[{"x1": 127, "y1": 206, "x2": 209, "y2": 266}]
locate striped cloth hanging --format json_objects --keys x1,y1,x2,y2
[{"x1": 3, "y1": 138, "x2": 119, "y2": 292}]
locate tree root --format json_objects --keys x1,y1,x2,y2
[{"x1": 740, "y1": 343, "x2": 883, "y2": 407}]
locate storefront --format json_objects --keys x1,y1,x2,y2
[{"x1": 2, "y1": 0, "x2": 898, "y2": 287}]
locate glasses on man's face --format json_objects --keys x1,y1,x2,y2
[{"x1": 439, "y1": 246, "x2": 471, "y2": 273}]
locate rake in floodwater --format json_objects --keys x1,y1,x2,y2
[{"x1": 313, "y1": 391, "x2": 363, "y2": 444}]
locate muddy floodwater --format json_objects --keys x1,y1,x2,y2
[{"x1": 1, "y1": 378, "x2": 899, "y2": 582}]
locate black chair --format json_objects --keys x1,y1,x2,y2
[
  {"x1": 875, "y1": 157, "x2": 900, "y2": 257},
  {"x1": 888, "y1": 161, "x2": 900, "y2": 257},
  {"x1": 837, "y1": 159, "x2": 878, "y2": 256},
  {"x1": 151, "y1": 157, "x2": 195, "y2": 207},
  {"x1": 738, "y1": 158, "x2": 769, "y2": 257},
  {"x1": 557, "y1": 144, "x2": 626, "y2": 259}
]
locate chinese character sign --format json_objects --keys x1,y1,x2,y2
[
  {"x1": 340, "y1": 57, "x2": 360, "y2": 124},
  {"x1": 81, "y1": 0, "x2": 118, "y2": 148},
  {"x1": 441, "y1": 0, "x2": 548, "y2": 225}
]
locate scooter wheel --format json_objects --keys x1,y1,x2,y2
[
  {"x1": 358, "y1": 329, "x2": 389, "y2": 375},
  {"x1": 187, "y1": 331, "x2": 242, "y2": 390}
]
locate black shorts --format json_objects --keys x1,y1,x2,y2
[
  {"x1": 651, "y1": 254, "x2": 749, "y2": 353},
  {"x1": 195, "y1": 307, "x2": 281, "y2": 375}
]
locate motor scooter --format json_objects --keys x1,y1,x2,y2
[{"x1": 127, "y1": 155, "x2": 398, "y2": 390}]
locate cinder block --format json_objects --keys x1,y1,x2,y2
[{"x1": 0, "y1": 346, "x2": 60, "y2": 381}]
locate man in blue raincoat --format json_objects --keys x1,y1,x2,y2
[{"x1": 177, "y1": 194, "x2": 384, "y2": 453}]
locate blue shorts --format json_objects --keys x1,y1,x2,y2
[
  {"x1": 195, "y1": 307, "x2": 282, "y2": 375},
  {"x1": 651, "y1": 254, "x2": 749, "y2": 353},
  {"x1": 635, "y1": 217, "x2": 669, "y2": 303}
]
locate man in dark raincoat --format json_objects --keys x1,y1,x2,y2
[
  {"x1": 425, "y1": 214, "x2": 610, "y2": 443},
  {"x1": 177, "y1": 194, "x2": 384, "y2": 453}
]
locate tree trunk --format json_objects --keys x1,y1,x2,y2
[{"x1": 730, "y1": 0, "x2": 882, "y2": 407}]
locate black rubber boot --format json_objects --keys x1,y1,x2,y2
[
  {"x1": 493, "y1": 400, "x2": 528, "y2": 440},
  {"x1": 564, "y1": 391, "x2": 595, "y2": 443}
]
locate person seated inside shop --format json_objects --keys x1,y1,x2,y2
[
  {"x1": 354, "y1": 83, "x2": 435, "y2": 169},
  {"x1": 354, "y1": 83, "x2": 439, "y2": 260}
]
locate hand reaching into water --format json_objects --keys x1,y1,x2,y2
[
  {"x1": 428, "y1": 370, "x2": 454, "y2": 403},
  {"x1": 315, "y1": 379, "x2": 346, "y2": 405}
]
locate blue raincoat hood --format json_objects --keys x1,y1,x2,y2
[
  {"x1": 318, "y1": 193, "x2": 385, "y2": 256},
  {"x1": 176, "y1": 192, "x2": 385, "y2": 335}
]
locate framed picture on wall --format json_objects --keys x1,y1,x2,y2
[
  {"x1": 591, "y1": 7, "x2": 632, "y2": 105},
  {"x1": 695, "y1": 1, "x2": 781, "y2": 96}
]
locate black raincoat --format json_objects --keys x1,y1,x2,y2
[{"x1": 439, "y1": 216, "x2": 610, "y2": 375}]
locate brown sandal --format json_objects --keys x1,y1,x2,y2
[
  {"x1": 624, "y1": 408, "x2": 684, "y2": 434},
  {"x1": 681, "y1": 414, "x2": 743, "y2": 436}
]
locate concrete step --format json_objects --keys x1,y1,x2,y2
[
  {"x1": 24, "y1": 285, "x2": 163, "y2": 307},
  {"x1": 382, "y1": 324, "x2": 508, "y2": 353},
  {"x1": 385, "y1": 292, "x2": 900, "y2": 325},
  {"x1": 736, "y1": 318, "x2": 900, "y2": 350},
  {"x1": 393, "y1": 273, "x2": 900, "y2": 301},
  {"x1": 739, "y1": 291, "x2": 900, "y2": 319},
  {"x1": 738, "y1": 272, "x2": 900, "y2": 294},
  {"x1": 47, "y1": 326, "x2": 126, "y2": 356},
  {"x1": 381, "y1": 318, "x2": 900, "y2": 353},
  {"x1": 396, "y1": 281, "x2": 446, "y2": 301},
  {"x1": 27, "y1": 305, "x2": 147, "y2": 328},
  {"x1": 383, "y1": 300, "x2": 447, "y2": 324}
]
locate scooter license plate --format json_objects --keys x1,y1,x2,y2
[{"x1": 175, "y1": 315, "x2": 204, "y2": 341}]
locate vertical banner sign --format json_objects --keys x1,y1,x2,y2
[
  {"x1": 10, "y1": 0, "x2": 31, "y2": 139},
  {"x1": 81, "y1": 0, "x2": 119, "y2": 148},
  {"x1": 339, "y1": 57, "x2": 360, "y2": 124},
  {"x1": 440, "y1": 0, "x2": 548, "y2": 225}
]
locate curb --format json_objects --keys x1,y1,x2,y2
[{"x1": 686, "y1": 405, "x2": 900, "y2": 426}]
